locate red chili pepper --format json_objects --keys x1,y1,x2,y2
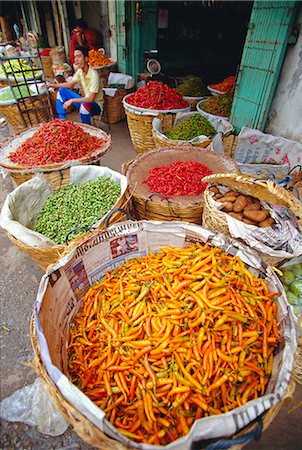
[
  {"x1": 127, "y1": 81, "x2": 188, "y2": 110},
  {"x1": 143, "y1": 160, "x2": 212, "y2": 196},
  {"x1": 9, "y1": 119, "x2": 107, "y2": 167}
]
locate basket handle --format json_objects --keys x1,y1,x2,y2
[
  {"x1": 105, "y1": 207, "x2": 135, "y2": 228},
  {"x1": 64, "y1": 208, "x2": 135, "y2": 245},
  {"x1": 65, "y1": 225, "x2": 92, "y2": 245},
  {"x1": 145, "y1": 193, "x2": 183, "y2": 219},
  {"x1": 202, "y1": 416, "x2": 263, "y2": 450}
]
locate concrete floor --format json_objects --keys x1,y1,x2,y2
[{"x1": 0, "y1": 114, "x2": 301, "y2": 449}]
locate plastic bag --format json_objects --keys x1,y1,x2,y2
[{"x1": 0, "y1": 378, "x2": 68, "y2": 436}]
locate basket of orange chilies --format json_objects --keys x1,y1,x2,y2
[
  {"x1": 88, "y1": 48, "x2": 117, "y2": 86},
  {"x1": 31, "y1": 220, "x2": 296, "y2": 449}
]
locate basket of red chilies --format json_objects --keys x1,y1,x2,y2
[
  {"x1": 123, "y1": 80, "x2": 190, "y2": 154},
  {"x1": 123, "y1": 146, "x2": 240, "y2": 223},
  {"x1": 0, "y1": 118, "x2": 111, "y2": 188}
]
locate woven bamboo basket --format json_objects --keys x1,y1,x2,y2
[
  {"x1": 0, "y1": 79, "x2": 9, "y2": 87},
  {"x1": 124, "y1": 146, "x2": 240, "y2": 224},
  {"x1": 29, "y1": 308, "x2": 296, "y2": 450},
  {"x1": 0, "y1": 94, "x2": 52, "y2": 134},
  {"x1": 183, "y1": 95, "x2": 211, "y2": 111},
  {"x1": 152, "y1": 115, "x2": 212, "y2": 149},
  {"x1": 5, "y1": 187, "x2": 131, "y2": 272},
  {"x1": 202, "y1": 173, "x2": 302, "y2": 267},
  {"x1": 94, "y1": 62, "x2": 118, "y2": 87},
  {"x1": 0, "y1": 123, "x2": 111, "y2": 188},
  {"x1": 41, "y1": 55, "x2": 54, "y2": 78},
  {"x1": 123, "y1": 95, "x2": 191, "y2": 154},
  {"x1": 102, "y1": 88, "x2": 134, "y2": 125}
]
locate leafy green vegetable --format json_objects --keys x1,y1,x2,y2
[{"x1": 0, "y1": 85, "x2": 33, "y2": 102}]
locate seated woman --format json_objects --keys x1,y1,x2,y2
[{"x1": 47, "y1": 46, "x2": 103, "y2": 125}]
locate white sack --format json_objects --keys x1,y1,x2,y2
[
  {"x1": 0, "y1": 165, "x2": 128, "y2": 248},
  {"x1": 152, "y1": 111, "x2": 233, "y2": 146}
]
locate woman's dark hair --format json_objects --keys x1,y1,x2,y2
[
  {"x1": 75, "y1": 18, "x2": 88, "y2": 29},
  {"x1": 74, "y1": 45, "x2": 89, "y2": 58}
]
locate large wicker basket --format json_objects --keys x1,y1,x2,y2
[
  {"x1": 94, "y1": 62, "x2": 118, "y2": 87},
  {"x1": 102, "y1": 88, "x2": 134, "y2": 125},
  {"x1": 202, "y1": 173, "x2": 302, "y2": 267},
  {"x1": 41, "y1": 55, "x2": 54, "y2": 78},
  {"x1": 0, "y1": 123, "x2": 111, "y2": 188},
  {"x1": 0, "y1": 94, "x2": 52, "y2": 134},
  {"x1": 3, "y1": 175, "x2": 130, "y2": 271},
  {"x1": 152, "y1": 113, "x2": 216, "y2": 149},
  {"x1": 123, "y1": 95, "x2": 190, "y2": 154},
  {"x1": 124, "y1": 146, "x2": 240, "y2": 224}
]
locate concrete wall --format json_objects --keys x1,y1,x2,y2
[{"x1": 266, "y1": 6, "x2": 302, "y2": 142}]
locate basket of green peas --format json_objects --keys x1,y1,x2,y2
[{"x1": 0, "y1": 165, "x2": 130, "y2": 271}]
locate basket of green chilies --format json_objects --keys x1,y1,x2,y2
[
  {"x1": 0, "y1": 165, "x2": 130, "y2": 271},
  {"x1": 152, "y1": 111, "x2": 233, "y2": 149}
]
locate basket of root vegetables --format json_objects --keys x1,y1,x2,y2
[
  {"x1": 0, "y1": 166, "x2": 129, "y2": 270},
  {"x1": 31, "y1": 220, "x2": 296, "y2": 449},
  {"x1": 202, "y1": 173, "x2": 302, "y2": 267}
]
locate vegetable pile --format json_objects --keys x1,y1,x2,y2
[
  {"x1": 200, "y1": 89, "x2": 234, "y2": 117},
  {"x1": 126, "y1": 81, "x2": 189, "y2": 110},
  {"x1": 144, "y1": 160, "x2": 212, "y2": 196},
  {"x1": 9, "y1": 119, "x2": 108, "y2": 167},
  {"x1": 281, "y1": 263, "x2": 302, "y2": 316},
  {"x1": 176, "y1": 77, "x2": 209, "y2": 97},
  {"x1": 0, "y1": 85, "x2": 33, "y2": 102},
  {"x1": 88, "y1": 49, "x2": 112, "y2": 67},
  {"x1": 34, "y1": 177, "x2": 121, "y2": 244},
  {"x1": 0, "y1": 59, "x2": 40, "y2": 78},
  {"x1": 210, "y1": 76, "x2": 236, "y2": 93},
  {"x1": 67, "y1": 242, "x2": 280, "y2": 445},
  {"x1": 210, "y1": 186, "x2": 276, "y2": 227},
  {"x1": 166, "y1": 114, "x2": 216, "y2": 141}
]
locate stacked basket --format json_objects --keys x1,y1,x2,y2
[
  {"x1": 0, "y1": 85, "x2": 51, "y2": 134},
  {"x1": 102, "y1": 87, "x2": 135, "y2": 125}
]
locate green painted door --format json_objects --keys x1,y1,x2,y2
[
  {"x1": 231, "y1": 1, "x2": 297, "y2": 133},
  {"x1": 124, "y1": 1, "x2": 157, "y2": 79},
  {"x1": 115, "y1": 0, "x2": 126, "y2": 73}
]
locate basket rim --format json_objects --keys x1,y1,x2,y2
[
  {"x1": 123, "y1": 93, "x2": 191, "y2": 115},
  {"x1": 0, "y1": 122, "x2": 111, "y2": 173},
  {"x1": 126, "y1": 146, "x2": 240, "y2": 205},
  {"x1": 196, "y1": 99, "x2": 230, "y2": 120}
]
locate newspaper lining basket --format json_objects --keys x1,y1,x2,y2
[
  {"x1": 29, "y1": 313, "x2": 295, "y2": 450},
  {"x1": 202, "y1": 173, "x2": 302, "y2": 267},
  {"x1": 29, "y1": 216, "x2": 297, "y2": 450},
  {"x1": 124, "y1": 146, "x2": 240, "y2": 223},
  {"x1": 0, "y1": 123, "x2": 111, "y2": 188}
]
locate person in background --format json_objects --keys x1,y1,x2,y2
[
  {"x1": 69, "y1": 22, "x2": 84, "y2": 66},
  {"x1": 47, "y1": 46, "x2": 103, "y2": 125},
  {"x1": 75, "y1": 18, "x2": 103, "y2": 51}
]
